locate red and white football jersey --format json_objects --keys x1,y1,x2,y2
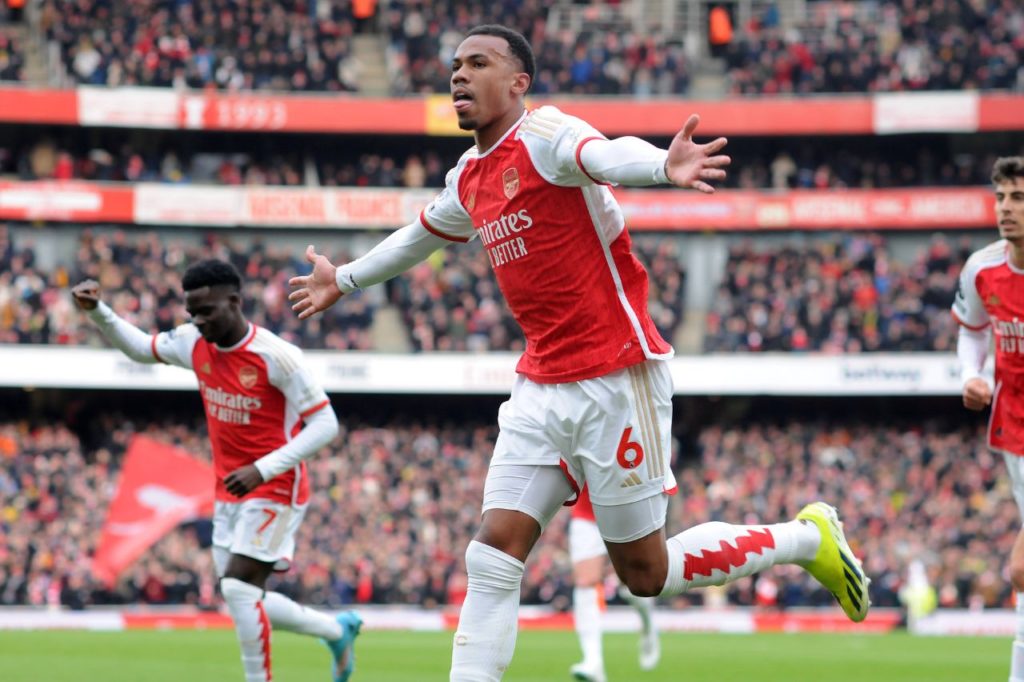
[
  {"x1": 953, "y1": 239, "x2": 1024, "y2": 454},
  {"x1": 420, "y1": 106, "x2": 673, "y2": 383},
  {"x1": 150, "y1": 323, "x2": 330, "y2": 504}
]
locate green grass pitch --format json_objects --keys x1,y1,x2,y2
[{"x1": 0, "y1": 629, "x2": 1007, "y2": 681}]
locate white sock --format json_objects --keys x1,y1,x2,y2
[
  {"x1": 619, "y1": 585, "x2": 654, "y2": 635},
  {"x1": 221, "y1": 577, "x2": 272, "y2": 682},
  {"x1": 1012, "y1": 592, "x2": 1024, "y2": 682},
  {"x1": 660, "y1": 520, "x2": 819, "y2": 596},
  {"x1": 450, "y1": 541, "x2": 525, "y2": 682},
  {"x1": 263, "y1": 591, "x2": 343, "y2": 640},
  {"x1": 572, "y1": 586, "x2": 603, "y2": 668}
]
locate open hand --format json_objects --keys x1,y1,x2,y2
[
  {"x1": 70, "y1": 279, "x2": 101, "y2": 310},
  {"x1": 224, "y1": 464, "x2": 265, "y2": 497},
  {"x1": 664, "y1": 114, "x2": 731, "y2": 194},
  {"x1": 962, "y1": 377, "x2": 993, "y2": 411},
  {"x1": 288, "y1": 245, "x2": 343, "y2": 320}
]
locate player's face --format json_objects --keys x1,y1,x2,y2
[
  {"x1": 995, "y1": 178, "x2": 1024, "y2": 242},
  {"x1": 450, "y1": 35, "x2": 527, "y2": 133},
  {"x1": 185, "y1": 285, "x2": 242, "y2": 344}
]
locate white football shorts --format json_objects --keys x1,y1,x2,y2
[
  {"x1": 491, "y1": 359, "x2": 677, "y2": 507},
  {"x1": 212, "y1": 499, "x2": 306, "y2": 576}
]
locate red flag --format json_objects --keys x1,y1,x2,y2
[{"x1": 91, "y1": 435, "x2": 214, "y2": 585}]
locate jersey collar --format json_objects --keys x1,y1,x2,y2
[
  {"x1": 214, "y1": 323, "x2": 256, "y2": 352},
  {"x1": 477, "y1": 110, "x2": 529, "y2": 158}
]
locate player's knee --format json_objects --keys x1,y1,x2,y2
[
  {"x1": 465, "y1": 540, "x2": 524, "y2": 593},
  {"x1": 621, "y1": 574, "x2": 662, "y2": 598},
  {"x1": 220, "y1": 576, "x2": 263, "y2": 605}
]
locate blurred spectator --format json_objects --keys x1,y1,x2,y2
[
  {"x1": 704, "y1": 233, "x2": 968, "y2": 353},
  {"x1": 0, "y1": 31, "x2": 24, "y2": 81}
]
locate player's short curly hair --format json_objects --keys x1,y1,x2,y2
[
  {"x1": 466, "y1": 24, "x2": 535, "y2": 91},
  {"x1": 992, "y1": 157, "x2": 1024, "y2": 185},
  {"x1": 181, "y1": 259, "x2": 242, "y2": 292}
]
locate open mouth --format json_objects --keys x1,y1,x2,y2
[{"x1": 452, "y1": 90, "x2": 474, "y2": 112}]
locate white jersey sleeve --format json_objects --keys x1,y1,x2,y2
[
  {"x1": 419, "y1": 154, "x2": 476, "y2": 242},
  {"x1": 261, "y1": 338, "x2": 330, "y2": 416},
  {"x1": 517, "y1": 105, "x2": 609, "y2": 187},
  {"x1": 952, "y1": 246, "x2": 999, "y2": 330},
  {"x1": 250, "y1": 331, "x2": 337, "y2": 481},
  {"x1": 152, "y1": 324, "x2": 201, "y2": 370}
]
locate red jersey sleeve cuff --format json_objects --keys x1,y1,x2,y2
[
  {"x1": 299, "y1": 399, "x2": 330, "y2": 419},
  {"x1": 575, "y1": 136, "x2": 612, "y2": 186},
  {"x1": 150, "y1": 335, "x2": 166, "y2": 364},
  {"x1": 951, "y1": 310, "x2": 990, "y2": 331},
  {"x1": 420, "y1": 211, "x2": 470, "y2": 243}
]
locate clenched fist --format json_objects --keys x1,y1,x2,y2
[
  {"x1": 962, "y1": 377, "x2": 993, "y2": 411},
  {"x1": 70, "y1": 280, "x2": 101, "y2": 311}
]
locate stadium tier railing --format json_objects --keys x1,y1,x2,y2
[
  {"x1": 0, "y1": 181, "x2": 997, "y2": 231},
  {"x1": 0, "y1": 85, "x2": 1022, "y2": 136}
]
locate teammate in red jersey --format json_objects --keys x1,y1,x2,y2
[
  {"x1": 953, "y1": 156, "x2": 1024, "y2": 682},
  {"x1": 289, "y1": 25, "x2": 869, "y2": 681},
  {"x1": 72, "y1": 259, "x2": 362, "y2": 682},
  {"x1": 568, "y1": 486, "x2": 659, "y2": 682}
]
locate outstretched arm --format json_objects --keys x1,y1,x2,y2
[
  {"x1": 578, "y1": 114, "x2": 729, "y2": 193},
  {"x1": 71, "y1": 280, "x2": 158, "y2": 363},
  {"x1": 289, "y1": 222, "x2": 450, "y2": 320}
]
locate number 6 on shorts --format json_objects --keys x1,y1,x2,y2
[{"x1": 616, "y1": 426, "x2": 645, "y2": 469}]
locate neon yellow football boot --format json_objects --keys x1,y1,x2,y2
[{"x1": 796, "y1": 502, "x2": 870, "y2": 622}]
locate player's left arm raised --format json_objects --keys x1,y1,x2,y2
[{"x1": 570, "y1": 111, "x2": 729, "y2": 193}]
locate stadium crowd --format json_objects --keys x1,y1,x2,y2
[
  {"x1": 1, "y1": 137, "x2": 1009, "y2": 191},
  {"x1": 726, "y1": 0, "x2": 1024, "y2": 94},
  {"x1": 704, "y1": 233, "x2": 966, "y2": 353},
  {"x1": 1, "y1": 225, "x2": 983, "y2": 355},
  {"x1": 0, "y1": 138, "x2": 450, "y2": 189},
  {"x1": 40, "y1": 0, "x2": 363, "y2": 91},
  {"x1": 384, "y1": 0, "x2": 689, "y2": 95},
  {"x1": 0, "y1": 412, "x2": 1009, "y2": 612},
  {"x1": 0, "y1": 225, "x2": 687, "y2": 352}
]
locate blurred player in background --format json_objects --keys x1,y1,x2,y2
[
  {"x1": 72, "y1": 259, "x2": 362, "y2": 682},
  {"x1": 953, "y1": 156, "x2": 1024, "y2": 682},
  {"x1": 569, "y1": 486, "x2": 659, "y2": 682},
  {"x1": 289, "y1": 24, "x2": 869, "y2": 681}
]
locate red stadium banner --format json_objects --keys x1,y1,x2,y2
[
  {"x1": 91, "y1": 436, "x2": 214, "y2": 585},
  {"x1": 0, "y1": 180, "x2": 134, "y2": 222},
  {"x1": 0, "y1": 181, "x2": 997, "y2": 230},
  {"x1": 0, "y1": 85, "x2": 1021, "y2": 135}
]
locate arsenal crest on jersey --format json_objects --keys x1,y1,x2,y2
[
  {"x1": 238, "y1": 366, "x2": 259, "y2": 389},
  {"x1": 502, "y1": 167, "x2": 520, "y2": 199}
]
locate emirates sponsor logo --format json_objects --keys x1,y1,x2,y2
[
  {"x1": 502, "y1": 167, "x2": 520, "y2": 199},
  {"x1": 476, "y1": 208, "x2": 534, "y2": 269},
  {"x1": 199, "y1": 380, "x2": 262, "y2": 425},
  {"x1": 476, "y1": 209, "x2": 534, "y2": 246},
  {"x1": 996, "y1": 317, "x2": 1024, "y2": 353}
]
